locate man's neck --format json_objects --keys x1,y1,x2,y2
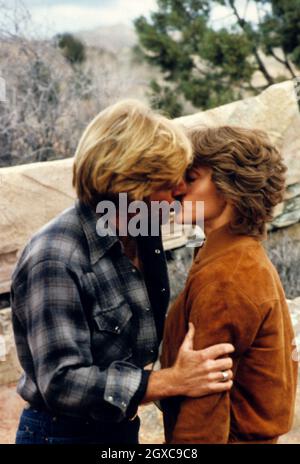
[{"x1": 119, "y1": 235, "x2": 142, "y2": 273}]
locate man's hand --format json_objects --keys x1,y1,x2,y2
[
  {"x1": 171, "y1": 322, "x2": 234, "y2": 397},
  {"x1": 141, "y1": 322, "x2": 234, "y2": 404}
]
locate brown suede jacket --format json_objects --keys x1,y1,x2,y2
[{"x1": 160, "y1": 223, "x2": 298, "y2": 444}]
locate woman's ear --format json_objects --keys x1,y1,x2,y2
[{"x1": 194, "y1": 166, "x2": 212, "y2": 179}]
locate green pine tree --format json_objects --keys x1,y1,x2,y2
[
  {"x1": 56, "y1": 33, "x2": 86, "y2": 66},
  {"x1": 135, "y1": 0, "x2": 300, "y2": 116}
]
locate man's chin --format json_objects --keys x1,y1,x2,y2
[{"x1": 174, "y1": 212, "x2": 194, "y2": 225}]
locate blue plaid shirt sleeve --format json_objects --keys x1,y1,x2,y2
[
  {"x1": 126, "y1": 369, "x2": 151, "y2": 418},
  {"x1": 11, "y1": 258, "x2": 148, "y2": 423}
]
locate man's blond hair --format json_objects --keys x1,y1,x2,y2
[{"x1": 73, "y1": 99, "x2": 192, "y2": 206}]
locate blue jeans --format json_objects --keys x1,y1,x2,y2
[{"x1": 15, "y1": 406, "x2": 141, "y2": 444}]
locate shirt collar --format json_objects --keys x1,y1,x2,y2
[
  {"x1": 75, "y1": 200, "x2": 119, "y2": 265},
  {"x1": 194, "y1": 222, "x2": 261, "y2": 266}
]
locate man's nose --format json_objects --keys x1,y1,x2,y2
[{"x1": 172, "y1": 179, "x2": 187, "y2": 197}]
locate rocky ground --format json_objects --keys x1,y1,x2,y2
[
  {"x1": 0, "y1": 383, "x2": 165, "y2": 444},
  {"x1": 1, "y1": 382, "x2": 299, "y2": 444}
]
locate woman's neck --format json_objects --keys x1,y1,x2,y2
[{"x1": 204, "y1": 204, "x2": 234, "y2": 237}]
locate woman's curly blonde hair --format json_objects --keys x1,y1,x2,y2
[{"x1": 188, "y1": 125, "x2": 287, "y2": 238}]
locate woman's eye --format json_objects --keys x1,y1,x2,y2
[{"x1": 186, "y1": 176, "x2": 196, "y2": 183}]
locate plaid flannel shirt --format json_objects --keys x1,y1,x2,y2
[{"x1": 11, "y1": 200, "x2": 170, "y2": 423}]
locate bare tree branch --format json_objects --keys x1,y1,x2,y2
[{"x1": 228, "y1": 0, "x2": 275, "y2": 86}]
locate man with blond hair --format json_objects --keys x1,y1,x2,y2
[{"x1": 11, "y1": 100, "x2": 234, "y2": 444}]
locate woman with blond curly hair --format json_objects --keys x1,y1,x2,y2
[
  {"x1": 160, "y1": 126, "x2": 298, "y2": 444},
  {"x1": 11, "y1": 101, "x2": 235, "y2": 444}
]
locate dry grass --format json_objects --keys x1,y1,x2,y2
[{"x1": 265, "y1": 229, "x2": 300, "y2": 299}]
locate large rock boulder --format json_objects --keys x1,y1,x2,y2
[
  {"x1": 0, "y1": 159, "x2": 75, "y2": 294},
  {"x1": 0, "y1": 308, "x2": 22, "y2": 386}
]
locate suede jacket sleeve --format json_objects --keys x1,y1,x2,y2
[{"x1": 170, "y1": 280, "x2": 262, "y2": 444}]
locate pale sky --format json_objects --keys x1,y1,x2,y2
[
  {"x1": 1, "y1": 0, "x2": 267, "y2": 38},
  {"x1": 1, "y1": 0, "x2": 157, "y2": 37}
]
